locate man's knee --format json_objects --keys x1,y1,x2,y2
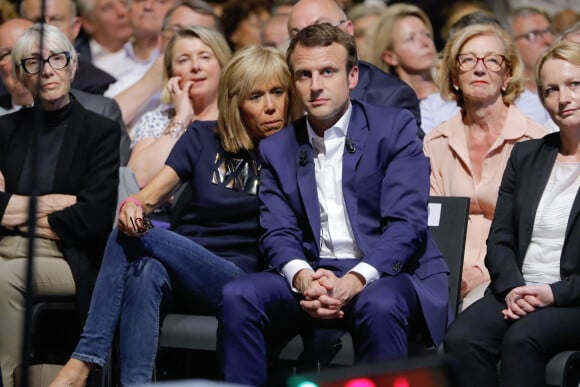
[
  {"x1": 220, "y1": 274, "x2": 285, "y2": 321},
  {"x1": 356, "y1": 280, "x2": 416, "y2": 324},
  {"x1": 221, "y1": 276, "x2": 259, "y2": 306}
]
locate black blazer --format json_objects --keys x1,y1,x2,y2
[
  {"x1": 73, "y1": 58, "x2": 116, "y2": 95},
  {"x1": 0, "y1": 98, "x2": 120, "y2": 319},
  {"x1": 486, "y1": 133, "x2": 580, "y2": 306}
]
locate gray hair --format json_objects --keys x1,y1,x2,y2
[
  {"x1": 76, "y1": 0, "x2": 94, "y2": 19},
  {"x1": 507, "y1": 6, "x2": 553, "y2": 34},
  {"x1": 12, "y1": 23, "x2": 78, "y2": 80},
  {"x1": 161, "y1": 0, "x2": 219, "y2": 31},
  {"x1": 20, "y1": 0, "x2": 78, "y2": 20},
  {"x1": 556, "y1": 20, "x2": 580, "y2": 43}
]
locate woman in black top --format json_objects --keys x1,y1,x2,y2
[{"x1": 0, "y1": 24, "x2": 119, "y2": 387}]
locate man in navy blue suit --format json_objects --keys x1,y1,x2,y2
[
  {"x1": 217, "y1": 24, "x2": 449, "y2": 386},
  {"x1": 287, "y1": 0, "x2": 423, "y2": 137}
]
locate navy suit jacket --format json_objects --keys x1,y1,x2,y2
[
  {"x1": 486, "y1": 133, "x2": 580, "y2": 306},
  {"x1": 352, "y1": 61, "x2": 423, "y2": 137},
  {"x1": 258, "y1": 100, "x2": 449, "y2": 345}
]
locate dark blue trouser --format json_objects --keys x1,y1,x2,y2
[
  {"x1": 218, "y1": 259, "x2": 419, "y2": 386},
  {"x1": 444, "y1": 292, "x2": 580, "y2": 387}
]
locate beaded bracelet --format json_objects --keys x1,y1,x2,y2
[
  {"x1": 118, "y1": 197, "x2": 143, "y2": 215},
  {"x1": 164, "y1": 120, "x2": 186, "y2": 139}
]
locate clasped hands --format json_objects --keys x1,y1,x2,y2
[
  {"x1": 502, "y1": 284, "x2": 554, "y2": 320},
  {"x1": 293, "y1": 268, "x2": 365, "y2": 320}
]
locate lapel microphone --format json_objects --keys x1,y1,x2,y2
[
  {"x1": 299, "y1": 149, "x2": 308, "y2": 166},
  {"x1": 345, "y1": 137, "x2": 356, "y2": 154}
]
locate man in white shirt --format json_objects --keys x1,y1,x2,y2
[
  {"x1": 19, "y1": 0, "x2": 117, "y2": 94},
  {"x1": 76, "y1": 0, "x2": 133, "y2": 77},
  {"x1": 217, "y1": 23, "x2": 449, "y2": 386},
  {"x1": 102, "y1": 0, "x2": 178, "y2": 93},
  {"x1": 508, "y1": 7, "x2": 555, "y2": 94},
  {"x1": 112, "y1": 0, "x2": 218, "y2": 129}
]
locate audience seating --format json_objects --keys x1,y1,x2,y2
[
  {"x1": 157, "y1": 196, "x2": 470, "y2": 373},
  {"x1": 154, "y1": 195, "x2": 580, "y2": 386},
  {"x1": 26, "y1": 297, "x2": 112, "y2": 387},
  {"x1": 545, "y1": 351, "x2": 580, "y2": 387}
]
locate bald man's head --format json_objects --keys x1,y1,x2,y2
[
  {"x1": 287, "y1": 0, "x2": 353, "y2": 38},
  {"x1": 0, "y1": 19, "x2": 34, "y2": 49},
  {"x1": 0, "y1": 19, "x2": 34, "y2": 105}
]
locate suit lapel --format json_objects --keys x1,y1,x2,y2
[
  {"x1": 342, "y1": 104, "x2": 367, "y2": 244},
  {"x1": 294, "y1": 118, "x2": 321, "y2": 253}
]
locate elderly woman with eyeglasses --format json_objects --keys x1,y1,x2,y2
[
  {"x1": 0, "y1": 24, "x2": 119, "y2": 387},
  {"x1": 423, "y1": 24, "x2": 547, "y2": 311}
]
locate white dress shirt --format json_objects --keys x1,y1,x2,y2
[
  {"x1": 281, "y1": 104, "x2": 380, "y2": 289},
  {"x1": 102, "y1": 41, "x2": 162, "y2": 130},
  {"x1": 523, "y1": 161, "x2": 580, "y2": 284},
  {"x1": 103, "y1": 41, "x2": 160, "y2": 98},
  {"x1": 90, "y1": 39, "x2": 129, "y2": 80}
]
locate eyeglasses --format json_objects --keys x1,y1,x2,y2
[
  {"x1": 20, "y1": 51, "x2": 71, "y2": 74},
  {"x1": 130, "y1": 216, "x2": 154, "y2": 236},
  {"x1": 331, "y1": 20, "x2": 347, "y2": 28},
  {"x1": 513, "y1": 27, "x2": 554, "y2": 43},
  {"x1": 457, "y1": 53, "x2": 506, "y2": 71}
]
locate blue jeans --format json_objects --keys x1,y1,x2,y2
[{"x1": 71, "y1": 228, "x2": 246, "y2": 386}]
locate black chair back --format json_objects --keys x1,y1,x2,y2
[{"x1": 428, "y1": 196, "x2": 470, "y2": 316}]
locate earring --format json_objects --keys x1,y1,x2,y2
[
  {"x1": 502, "y1": 86, "x2": 507, "y2": 92},
  {"x1": 453, "y1": 84, "x2": 459, "y2": 91}
]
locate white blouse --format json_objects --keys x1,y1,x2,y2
[{"x1": 523, "y1": 161, "x2": 580, "y2": 284}]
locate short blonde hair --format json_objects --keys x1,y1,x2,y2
[
  {"x1": 437, "y1": 23, "x2": 524, "y2": 108},
  {"x1": 217, "y1": 45, "x2": 297, "y2": 153},
  {"x1": 535, "y1": 40, "x2": 580, "y2": 105},
  {"x1": 366, "y1": 3, "x2": 433, "y2": 74},
  {"x1": 160, "y1": 26, "x2": 231, "y2": 104}
]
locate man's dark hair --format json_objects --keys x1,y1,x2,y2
[
  {"x1": 286, "y1": 23, "x2": 358, "y2": 74},
  {"x1": 448, "y1": 11, "x2": 503, "y2": 37}
]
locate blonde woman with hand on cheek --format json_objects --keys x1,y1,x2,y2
[{"x1": 127, "y1": 26, "x2": 231, "y2": 189}]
